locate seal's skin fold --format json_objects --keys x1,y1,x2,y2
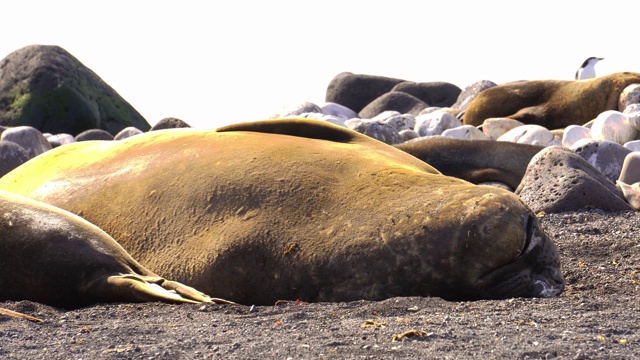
[
  {"x1": 463, "y1": 72, "x2": 640, "y2": 129},
  {"x1": 0, "y1": 119, "x2": 564, "y2": 305}
]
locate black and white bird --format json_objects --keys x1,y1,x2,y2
[{"x1": 575, "y1": 57, "x2": 604, "y2": 80}]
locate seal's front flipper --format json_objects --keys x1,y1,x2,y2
[
  {"x1": 105, "y1": 274, "x2": 220, "y2": 305},
  {"x1": 160, "y1": 279, "x2": 239, "y2": 305},
  {"x1": 0, "y1": 307, "x2": 43, "y2": 323}
]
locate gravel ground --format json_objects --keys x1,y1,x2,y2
[{"x1": 1, "y1": 209, "x2": 639, "y2": 359}]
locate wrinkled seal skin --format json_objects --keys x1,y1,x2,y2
[
  {"x1": 394, "y1": 137, "x2": 544, "y2": 189},
  {"x1": 0, "y1": 119, "x2": 564, "y2": 305},
  {"x1": 463, "y1": 72, "x2": 640, "y2": 129},
  {"x1": 0, "y1": 190, "x2": 213, "y2": 309}
]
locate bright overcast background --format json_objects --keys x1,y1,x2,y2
[{"x1": 1, "y1": 1, "x2": 638, "y2": 129}]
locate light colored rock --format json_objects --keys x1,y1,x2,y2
[
  {"x1": 623, "y1": 103, "x2": 640, "y2": 131},
  {"x1": 441, "y1": 125, "x2": 489, "y2": 140},
  {"x1": 114, "y1": 127, "x2": 143, "y2": 140},
  {"x1": 481, "y1": 118, "x2": 525, "y2": 140},
  {"x1": 590, "y1": 110, "x2": 637, "y2": 144},
  {"x1": 414, "y1": 111, "x2": 462, "y2": 137},
  {"x1": 616, "y1": 180, "x2": 640, "y2": 210},
  {"x1": 320, "y1": 102, "x2": 358, "y2": 120},
  {"x1": 46, "y1": 133, "x2": 76, "y2": 148},
  {"x1": 624, "y1": 140, "x2": 640, "y2": 152},
  {"x1": 618, "y1": 151, "x2": 640, "y2": 185},
  {"x1": 270, "y1": 102, "x2": 322, "y2": 119},
  {"x1": 618, "y1": 83, "x2": 640, "y2": 110},
  {"x1": 497, "y1": 124, "x2": 561, "y2": 147},
  {"x1": 562, "y1": 125, "x2": 592, "y2": 148}
]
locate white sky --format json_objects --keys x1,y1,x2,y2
[{"x1": 1, "y1": 1, "x2": 637, "y2": 129}]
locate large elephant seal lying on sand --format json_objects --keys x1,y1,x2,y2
[
  {"x1": 463, "y1": 72, "x2": 640, "y2": 129},
  {"x1": 0, "y1": 190, "x2": 221, "y2": 309},
  {"x1": 0, "y1": 119, "x2": 564, "y2": 305}
]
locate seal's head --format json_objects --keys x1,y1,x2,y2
[{"x1": 427, "y1": 186, "x2": 564, "y2": 300}]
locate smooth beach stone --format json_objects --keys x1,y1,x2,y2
[
  {"x1": 46, "y1": 133, "x2": 75, "y2": 148},
  {"x1": 320, "y1": 102, "x2": 358, "y2": 120},
  {"x1": 344, "y1": 118, "x2": 364, "y2": 131},
  {"x1": 375, "y1": 112, "x2": 416, "y2": 132},
  {"x1": 391, "y1": 81, "x2": 462, "y2": 108},
  {"x1": 114, "y1": 126, "x2": 143, "y2": 140},
  {"x1": 270, "y1": 102, "x2": 322, "y2": 119},
  {"x1": 622, "y1": 103, "x2": 640, "y2": 131},
  {"x1": 481, "y1": 118, "x2": 525, "y2": 140},
  {"x1": 361, "y1": 120, "x2": 401, "y2": 144},
  {"x1": 0, "y1": 141, "x2": 30, "y2": 177},
  {"x1": 616, "y1": 181, "x2": 640, "y2": 210},
  {"x1": 414, "y1": 110, "x2": 462, "y2": 137},
  {"x1": 497, "y1": 124, "x2": 561, "y2": 147},
  {"x1": 358, "y1": 91, "x2": 429, "y2": 119},
  {"x1": 0, "y1": 126, "x2": 52, "y2": 158},
  {"x1": 572, "y1": 140, "x2": 632, "y2": 184},
  {"x1": 75, "y1": 129, "x2": 114, "y2": 142},
  {"x1": 590, "y1": 110, "x2": 637, "y2": 144},
  {"x1": 515, "y1": 146, "x2": 632, "y2": 213},
  {"x1": 150, "y1": 117, "x2": 191, "y2": 130},
  {"x1": 452, "y1": 80, "x2": 497, "y2": 111},
  {"x1": 398, "y1": 129, "x2": 419, "y2": 143},
  {"x1": 618, "y1": 151, "x2": 640, "y2": 185},
  {"x1": 624, "y1": 140, "x2": 640, "y2": 152},
  {"x1": 562, "y1": 125, "x2": 592, "y2": 148},
  {"x1": 618, "y1": 83, "x2": 640, "y2": 110},
  {"x1": 441, "y1": 125, "x2": 489, "y2": 141}
]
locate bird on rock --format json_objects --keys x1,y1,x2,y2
[{"x1": 575, "y1": 57, "x2": 604, "y2": 80}]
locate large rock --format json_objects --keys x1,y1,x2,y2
[
  {"x1": 325, "y1": 72, "x2": 406, "y2": 113},
  {"x1": 515, "y1": 147, "x2": 632, "y2": 213},
  {"x1": 0, "y1": 45, "x2": 150, "y2": 136},
  {"x1": 0, "y1": 125, "x2": 51, "y2": 158},
  {"x1": 452, "y1": 80, "x2": 497, "y2": 111},
  {"x1": 390, "y1": 81, "x2": 462, "y2": 108}
]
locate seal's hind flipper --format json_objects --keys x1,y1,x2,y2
[
  {"x1": 216, "y1": 118, "x2": 363, "y2": 144},
  {"x1": 160, "y1": 279, "x2": 239, "y2": 305},
  {"x1": 106, "y1": 275, "x2": 218, "y2": 304}
]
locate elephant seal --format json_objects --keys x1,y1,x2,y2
[
  {"x1": 463, "y1": 72, "x2": 640, "y2": 129},
  {"x1": 394, "y1": 137, "x2": 544, "y2": 189},
  {"x1": 0, "y1": 190, "x2": 227, "y2": 309},
  {"x1": 0, "y1": 119, "x2": 564, "y2": 305}
]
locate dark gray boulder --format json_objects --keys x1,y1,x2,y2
[
  {"x1": 0, "y1": 141, "x2": 30, "y2": 178},
  {"x1": 0, "y1": 45, "x2": 150, "y2": 136},
  {"x1": 358, "y1": 91, "x2": 429, "y2": 119},
  {"x1": 515, "y1": 147, "x2": 632, "y2": 213},
  {"x1": 150, "y1": 117, "x2": 191, "y2": 131},
  {"x1": 75, "y1": 129, "x2": 114, "y2": 142},
  {"x1": 325, "y1": 72, "x2": 406, "y2": 114},
  {"x1": 391, "y1": 81, "x2": 462, "y2": 108}
]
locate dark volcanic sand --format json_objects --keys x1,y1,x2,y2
[{"x1": 1, "y1": 210, "x2": 639, "y2": 359}]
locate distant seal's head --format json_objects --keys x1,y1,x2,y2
[{"x1": 575, "y1": 56, "x2": 604, "y2": 80}]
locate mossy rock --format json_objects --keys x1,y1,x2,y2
[{"x1": 0, "y1": 45, "x2": 150, "y2": 135}]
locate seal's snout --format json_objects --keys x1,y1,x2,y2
[{"x1": 532, "y1": 267, "x2": 564, "y2": 298}]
